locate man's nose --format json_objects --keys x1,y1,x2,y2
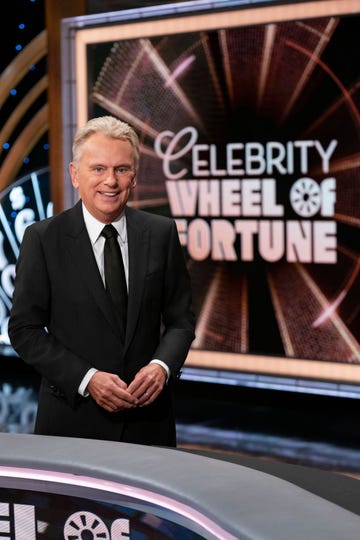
[{"x1": 104, "y1": 168, "x2": 117, "y2": 184}]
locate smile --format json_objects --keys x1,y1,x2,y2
[{"x1": 99, "y1": 191, "x2": 119, "y2": 197}]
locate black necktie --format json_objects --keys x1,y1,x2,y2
[{"x1": 101, "y1": 224, "x2": 128, "y2": 335}]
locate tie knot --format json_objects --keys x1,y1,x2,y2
[{"x1": 101, "y1": 224, "x2": 118, "y2": 240}]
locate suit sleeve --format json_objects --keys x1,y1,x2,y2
[
  {"x1": 152, "y1": 220, "x2": 196, "y2": 378},
  {"x1": 8, "y1": 224, "x2": 92, "y2": 406}
]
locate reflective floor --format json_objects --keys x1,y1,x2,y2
[{"x1": 175, "y1": 379, "x2": 360, "y2": 478}]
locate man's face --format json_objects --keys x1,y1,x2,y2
[{"x1": 69, "y1": 132, "x2": 137, "y2": 223}]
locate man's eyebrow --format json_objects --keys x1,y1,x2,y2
[{"x1": 89, "y1": 161, "x2": 132, "y2": 167}]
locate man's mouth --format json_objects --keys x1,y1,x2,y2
[{"x1": 99, "y1": 191, "x2": 119, "y2": 197}]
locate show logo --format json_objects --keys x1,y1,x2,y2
[
  {"x1": 0, "y1": 169, "x2": 52, "y2": 346},
  {"x1": 0, "y1": 504, "x2": 131, "y2": 539},
  {"x1": 155, "y1": 127, "x2": 338, "y2": 264}
]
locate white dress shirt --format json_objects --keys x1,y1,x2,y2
[{"x1": 78, "y1": 203, "x2": 169, "y2": 396}]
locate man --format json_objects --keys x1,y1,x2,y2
[{"x1": 8, "y1": 116, "x2": 195, "y2": 446}]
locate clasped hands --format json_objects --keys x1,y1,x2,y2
[{"x1": 86, "y1": 363, "x2": 167, "y2": 413}]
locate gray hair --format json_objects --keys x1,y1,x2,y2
[{"x1": 72, "y1": 116, "x2": 140, "y2": 168}]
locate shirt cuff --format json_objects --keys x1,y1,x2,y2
[
  {"x1": 150, "y1": 359, "x2": 170, "y2": 383},
  {"x1": 78, "y1": 368, "x2": 98, "y2": 397}
]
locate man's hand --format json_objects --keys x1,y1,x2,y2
[
  {"x1": 128, "y1": 363, "x2": 167, "y2": 407},
  {"x1": 87, "y1": 371, "x2": 138, "y2": 412}
]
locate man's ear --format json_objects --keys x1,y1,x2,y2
[{"x1": 69, "y1": 162, "x2": 79, "y2": 189}]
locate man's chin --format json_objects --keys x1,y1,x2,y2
[{"x1": 98, "y1": 205, "x2": 125, "y2": 222}]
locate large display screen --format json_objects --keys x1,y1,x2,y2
[{"x1": 61, "y1": 0, "x2": 359, "y2": 387}]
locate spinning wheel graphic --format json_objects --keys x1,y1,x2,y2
[
  {"x1": 64, "y1": 511, "x2": 110, "y2": 540},
  {"x1": 290, "y1": 178, "x2": 321, "y2": 217}
]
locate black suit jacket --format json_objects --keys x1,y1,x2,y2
[{"x1": 8, "y1": 201, "x2": 195, "y2": 445}]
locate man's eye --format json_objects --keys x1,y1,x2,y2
[
  {"x1": 94, "y1": 166, "x2": 104, "y2": 173},
  {"x1": 116, "y1": 167, "x2": 129, "y2": 175}
]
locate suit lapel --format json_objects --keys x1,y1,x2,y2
[
  {"x1": 125, "y1": 206, "x2": 149, "y2": 353},
  {"x1": 64, "y1": 202, "x2": 123, "y2": 340}
]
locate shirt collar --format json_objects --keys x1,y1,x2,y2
[{"x1": 82, "y1": 203, "x2": 127, "y2": 245}]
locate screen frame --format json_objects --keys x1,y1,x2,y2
[{"x1": 60, "y1": 0, "x2": 360, "y2": 392}]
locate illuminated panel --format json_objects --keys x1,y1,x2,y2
[
  {"x1": 0, "y1": 169, "x2": 52, "y2": 348},
  {"x1": 0, "y1": 467, "x2": 237, "y2": 539}
]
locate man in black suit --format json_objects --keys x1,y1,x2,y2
[{"x1": 8, "y1": 116, "x2": 195, "y2": 446}]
